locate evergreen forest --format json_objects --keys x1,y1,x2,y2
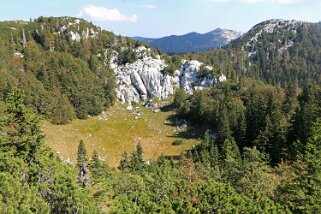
[{"x1": 0, "y1": 17, "x2": 320, "y2": 213}]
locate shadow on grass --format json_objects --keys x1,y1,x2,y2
[
  {"x1": 167, "y1": 126, "x2": 207, "y2": 140},
  {"x1": 159, "y1": 103, "x2": 175, "y2": 112},
  {"x1": 158, "y1": 102, "x2": 207, "y2": 141},
  {"x1": 164, "y1": 113, "x2": 208, "y2": 140}
]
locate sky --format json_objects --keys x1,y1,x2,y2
[{"x1": 0, "y1": 0, "x2": 321, "y2": 37}]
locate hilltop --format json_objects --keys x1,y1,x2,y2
[
  {"x1": 0, "y1": 16, "x2": 136, "y2": 124},
  {"x1": 183, "y1": 19, "x2": 321, "y2": 87}
]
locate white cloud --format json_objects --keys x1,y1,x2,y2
[
  {"x1": 141, "y1": 4, "x2": 157, "y2": 9},
  {"x1": 211, "y1": 0, "x2": 305, "y2": 4},
  {"x1": 78, "y1": 5, "x2": 138, "y2": 23}
]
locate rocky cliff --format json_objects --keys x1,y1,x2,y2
[{"x1": 111, "y1": 46, "x2": 226, "y2": 103}]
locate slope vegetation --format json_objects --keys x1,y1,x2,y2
[
  {"x1": 183, "y1": 19, "x2": 321, "y2": 87},
  {"x1": 0, "y1": 16, "x2": 157, "y2": 124}
]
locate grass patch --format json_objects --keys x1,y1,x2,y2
[{"x1": 42, "y1": 102, "x2": 200, "y2": 167}]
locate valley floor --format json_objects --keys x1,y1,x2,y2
[{"x1": 42, "y1": 102, "x2": 200, "y2": 166}]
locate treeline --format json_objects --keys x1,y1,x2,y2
[
  {"x1": 173, "y1": 79, "x2": 321, "y2": 163},
  {"x1": 108, "y1": 80, "x2": 321, "y2": 213}
]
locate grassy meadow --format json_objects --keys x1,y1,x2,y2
[{"x1": 42, "y1": 102, "x2": 201, "y2": 167}]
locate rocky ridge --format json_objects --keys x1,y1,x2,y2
[
  {"x1": 237, "y1": 19, "x2": 307, "y2": 59},
  {"x1": 58, "y1": 18, "x2": 99, "y2": 42},
  {"x1": 15, "y1": 17, "x2": 227, "y2": 105},
  {"x1": 111, "y1": 46, "x2": 226, "y2": 103},
  {"x1": 53, "y1": 19, "x2": 228, "y2": 104}
]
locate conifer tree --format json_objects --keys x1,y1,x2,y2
[
  {"x1": 229, "y1": 100, "x2": 247, "y2": 150},
  {"x1": 290, "y1": 85, "x2": 320, "y2": 144},
  {"x1": 119, "y1": 152, "x2": 129, "y2": 171},
  {"x1": 91, "y1": 150, "x2": 109, "y2": 181},
  {"x1": 1, "y1": 88, "x2": 44, "y2": 162},
  {"x1": 129, "y1": 143, "x2": 144, "y2": 172},
  {"x1": 222, "y1": 137, "x2": 242, "y2": 184},
  {"x1": 92, "y1": 150, "x2": 101, "y2": 169},
  {"x1": 216, "y1": 104, "x2": 232, "y2": 144},
  {"x1": 279, "y1": 119, "x2": 321, "y2": 213},
  {"x1": 282, "y1": 83, "x2": 298, "y2": 119},
  {"x1": 77, "y1": 140, "x2": 90, "y2": 187},
  {"x1": 245, "y1": 89, "x2": 267, "y2": 146}
]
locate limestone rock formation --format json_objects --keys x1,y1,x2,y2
[{"x1": 112, "y1": 47, "x2": 226, "y2": 103}]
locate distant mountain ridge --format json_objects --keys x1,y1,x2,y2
[{"x1": 133, "y1": 28, "x2": 243, "y2": 53}]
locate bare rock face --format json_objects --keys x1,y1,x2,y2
[
  {"x1": 130, "y1": 70, "x2": 148, "y2": 99},
  {"x1": 180, "y1": 60, "x2": 202, "y2": 94},
  {"x1": 112, "y1": 46, "x2": 226, "y2": 103},
  {"x1": 180, "y1": 60, "x2": 216, "y2": 94}
]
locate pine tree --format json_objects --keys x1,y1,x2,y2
[
  {"x1": 216, "y1": 103, "x2": 232, "y2": 144},
  {"x1": 77, "y1": 140, "x2": 90, "y2": 187},
  {"x1": 254, "y1": 115, "x2": 273, "y2": 152},
  {"x1": 209, "y1": 142, "x2": 220, "y2": 169},
  {"x1": 1, "y1": 88, "x2": 44, "y2": 162},
  {"x1": 268, "y1": 99, "x2": 288, "y2": 163},
  {"x1": 92, "y1": 150, "x2": 101, "y2": 169},
  {"x1": 119, "y1": 152, "x2": 129, "y2": 171},
  {"x1": 129, "y1": 143, "x2": 144, "y2": 172},
  {"x1": 238, "y1": 147, "x2": 273, "y2": 196},
  {"x1": 290, "y1": 85, "x2": 320, "y2": 144},
  {"x1": 282, "y1": 83, "x2": 298, "y2": 119},
  {"x1": 136, "y1": 142, "x2": 143, "y2": 163},
  {"x1": 233, "y1": 108, "x2": 247, "y2": 150},
  {"x1": 173, "y1": 88, "x2": 187, "y2": 110},
  {"x1": 221, "y1": 137, "x2": 242, "y2": 184},
  {"x1": 279, "y1": 119, "x2": 321, "y2": 213},
  {"x1": 91, "y1": 150, "x2": 109, "y2": 181},
  {"x1": 245, "y1": 89, "x2": 267, "y2": 147}
]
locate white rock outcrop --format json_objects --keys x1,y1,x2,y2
[
  {"x1": 112, "y1": 47, "x2": 226, "y2": 103},
  {"x1": 242, "y1": 19, "x2": 305, "y2": 59},
  {"x1": 114, "y1": 54, "x2": 177, "y2": 103},
  {"x1": 180, "y1": 60, "x2": 217, "y2": 94}
]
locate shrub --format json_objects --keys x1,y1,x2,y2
[
  {"x1": 118, "y1": 48, "x2": 137, "y2": 65},
  {"x1": 172, "y1": 140, "x2": 183, "y2": 146},
  {"x1": 162, "y1": 55, "x2": 181, "y2": 75}
]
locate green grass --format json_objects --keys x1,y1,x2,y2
[{"x1": 42, "y1": 102, "x2": 201, "y2": 167}]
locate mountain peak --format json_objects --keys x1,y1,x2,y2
[
  {"x1": 251, "y1": 19, "x2": 307, "y2": 34},
  {"x1": 229, "y1": 18, "x2": 313, "y2": 62},
  {"x1": 134, "y1": 28, "x2": 243, "y2": 53}
]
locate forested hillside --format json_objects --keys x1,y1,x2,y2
[
  {"x1": 183, "y1": 19, "x2": 321, "y2": 87},
  {"x1": 0, "y1": 16, "x2": 155, "y2": 124}
]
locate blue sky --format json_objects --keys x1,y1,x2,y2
[{"x1": 0, "y1": 0, "x2": 320, "y2": 37}]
